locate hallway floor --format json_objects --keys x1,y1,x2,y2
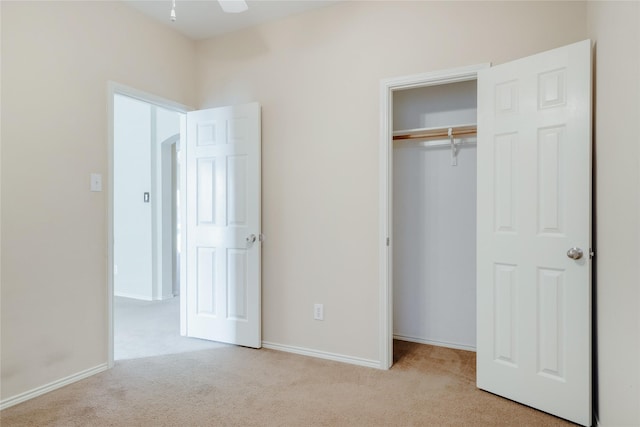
[{"x1": 114, "y1": 296, "x2": 227, "y2": 360}]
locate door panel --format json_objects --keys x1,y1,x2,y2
[
  {"x1": 184, "y1": 103, "x2": 261, "y2": 348},
  {"x1": 477, "y1": 40, "x2": 591, "y2": 426}
]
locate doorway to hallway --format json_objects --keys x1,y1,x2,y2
[{"x1": 111, "y1": 89, "x2": 222, "y2": 361}]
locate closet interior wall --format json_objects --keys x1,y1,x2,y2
[{"x1": 392, "y1": 80, "x2": 478, "y2": 351}]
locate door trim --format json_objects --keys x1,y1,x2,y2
[
  {"x1": 378, "y1": 64, "x2": 489, "y2": 369},
  {"x1": 106, "y1": 82, "x2": 191, "y2": 368}
]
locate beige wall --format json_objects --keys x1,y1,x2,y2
[
  {"x1": 587, "y1": 2, "x2": 640, "y2": 426},
  {"x1": 3, "y1": 1, "x2": 638, "y2": 424},
  {"x1": 0, "y1": 1, "x2": 196, "y2": 400},
  {"x1": 196, "y1": 1, "x2": 588, "y2": 361}
]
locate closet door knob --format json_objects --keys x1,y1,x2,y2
[{"x1": 566, "y1": 247, "x2": 583, "y2": 260}]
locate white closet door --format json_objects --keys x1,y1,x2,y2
[{"x1": 477, "y1": 40, "x2": 591, "y2": 426}]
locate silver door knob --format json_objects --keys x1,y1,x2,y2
[
  {"x1": 246, "y1": 234, "x2": 257, "y2": 244},
  {"x1": 567, "y1": 247, "x2": 583, "y2": 260}
]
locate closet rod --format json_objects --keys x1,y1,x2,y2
[{"x1": 393, "y1": 125, "x2": 477, "y2": 141}]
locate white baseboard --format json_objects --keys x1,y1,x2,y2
[
  {"x1": 262, "y1": 341, "x2": 380, "y2": 369},
  {"x1": 115, "y1": 292, "x2": 175, "y2": 301},
  {"x1": 0, "y1": 363, "x2": 109, "y2": 411},
  {"x1": 394, "y1": 334, "x2": 476, "y2": 352},
  {"x1": 114, "y1": 292, "x2": 153, "y2": 301}
]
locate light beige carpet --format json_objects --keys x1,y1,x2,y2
[{"x1": 1, "y1": 341, "x2": 574, "y2": 426}]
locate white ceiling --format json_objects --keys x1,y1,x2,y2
[{"x1": 122, "y1": 0, "x2": 340, "y2": 40}]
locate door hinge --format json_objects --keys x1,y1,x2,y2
[{"x1": 386, "y1": 237, "x2": 390, "y2": 246}]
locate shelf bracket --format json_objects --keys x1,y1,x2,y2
[{"x1": 449, "y1": 127, "x2": 458, "y2": 166}]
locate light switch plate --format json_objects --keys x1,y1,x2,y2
[{"x1": 90, "y1": 173, "x2": 102, "y2": 192}]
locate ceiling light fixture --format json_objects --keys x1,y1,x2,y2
[
  {"x1": 219, "y1": 0, "x2": 249, "y2": 13},
  {"x1": 169, "y1": 0, "x2": 249, "y2": 21}
]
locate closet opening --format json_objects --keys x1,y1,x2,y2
[
  {"x1": 392, "y1": 80, "x2": 477, "y2": 352},
  {"x1": 381, "y1": 42, "x2": 592, "y2": 424},
  {"x1": 379, "y1": 64, "x2": 489, "y2": 369}
]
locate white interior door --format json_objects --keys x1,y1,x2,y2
[
  {"x1": 183, "y1": 102, "x2": 261, "y2": 348},
  {"x1": 477, "y1": 40, "x2": 591, "y2": 425}
]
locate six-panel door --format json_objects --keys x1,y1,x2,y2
[
  {"x1": 477, "y1": 40, "x2": 592, "y2": 426},
  {"x1": 184, "y1": 103, "x2": 261, "y2": 348}
]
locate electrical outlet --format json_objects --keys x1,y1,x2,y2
[{"x1": 314, "y1": 303, "x2": 324, "y2": 321}]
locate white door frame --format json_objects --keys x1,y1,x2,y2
[
  {"x1": 159, "y1": 133, "x2": 180, "y2": 300},
  {"x1": 106, "y1": 82, "x2": 191, "y2": 368},
  {"x1": 378, "y1": 64, "x2": 489, "y2": 369}
]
